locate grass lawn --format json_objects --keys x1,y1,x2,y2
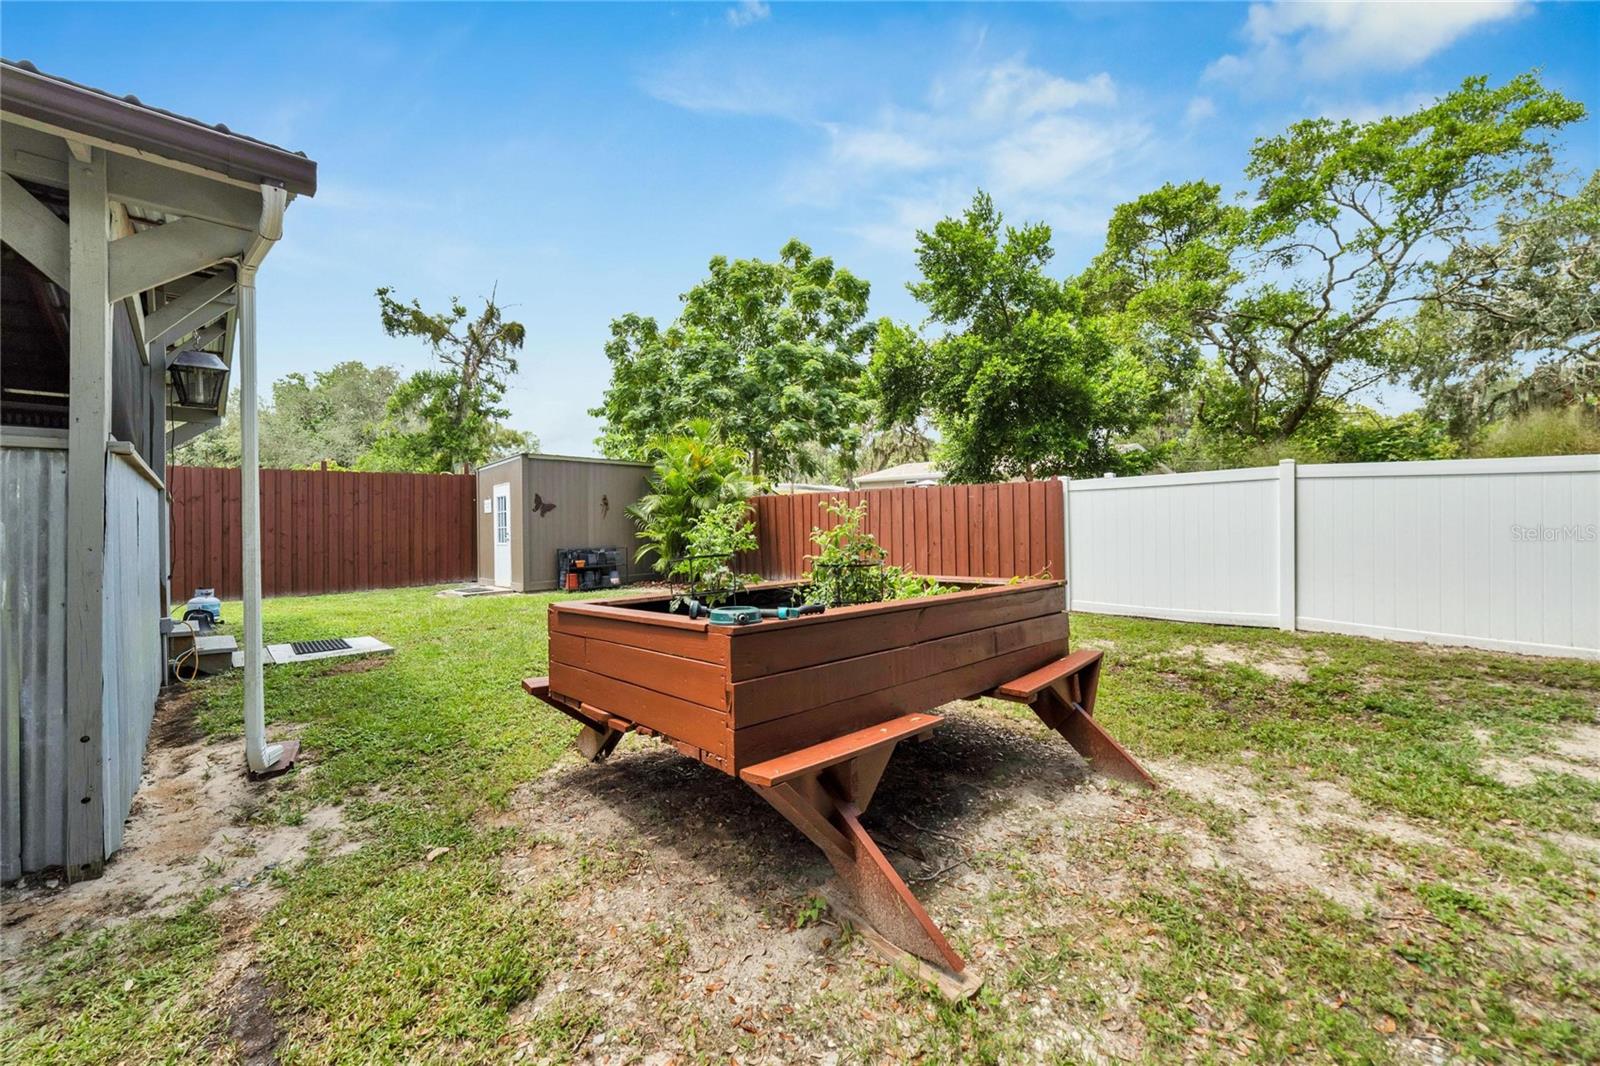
[{"x1": 4, "y1": 585, "x2": 1598, "y2": 1063}]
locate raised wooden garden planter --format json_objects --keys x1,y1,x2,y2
[{"x1": 524, "y1": 576, "x2": 1152, "y2": 987}]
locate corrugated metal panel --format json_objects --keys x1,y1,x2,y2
[
  {"x1": 1, "y1": 446, "x2": 69, "y2": 879},
  {"x1": 101, "y1": 452, "x2": 163, "y2": 856}
]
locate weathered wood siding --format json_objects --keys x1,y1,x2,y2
[
  {"x1": 546, "y1": 579, "x2": 1068, "y2": 775},
  {"x1": 725, "y1": 582, "x2": 1067, "y2": 767}
]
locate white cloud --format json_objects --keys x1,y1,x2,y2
[
  {"x1": 988, "y1": 115, "x2": 1130, "y2": 193},
  {"x1": 804, "y1": 60, "x2": 1138, "y2": 197},
  {"x1": 641, "y1": 59, "x2": 808, "y2": 118},
  {"x1": 726, "y1": 1, "x2": 770, "y2": 29},
  {"x1": 825, "y1": 123, "x2": 942, "y2": 171},
  {"x1": 971, "y1": 64, "x2": 1116, "y2": 121},
  {"x1": 1208, "y1": 1, "x2": 1527, "y2": 83},
  {"x1": 648, "y1": 51, "x2": 1149, "y2": 255},
  {"x1": 1184, "y1": 95, "x2": 1217, "y2": 124},
  {"x1": 844, "y1": 193, "x2": 954, "y2": 252}
]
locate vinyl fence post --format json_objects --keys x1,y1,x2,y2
[
  {"x1": 1278, "y1": 459, "x2": 1297, "y2": 632},
  {"x1": 1059, "y1": 477, "x2": 1072, "y2": 613}
]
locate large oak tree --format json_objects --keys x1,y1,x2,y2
[{"x1": 1082, "y1": 73, "x2": 1586, "y2": 444}]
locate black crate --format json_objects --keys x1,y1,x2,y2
[{"x1": 557, "y1": 547, "x2": 623, "y2": 592}]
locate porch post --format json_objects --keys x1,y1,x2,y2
[
  {"x1": 238, "y1": 271, "x2": 284, "y2": 774},
  {"x1": 64, "y1": 144, "x2": 110, "y2": 880}
]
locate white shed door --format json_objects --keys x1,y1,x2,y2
[{"x1": 492, "y1": 482, "x2": 512, "y2": 588}]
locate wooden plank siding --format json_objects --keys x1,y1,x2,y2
[
  {"x1": 166, "y1": 466, "x2": 476, "y2": 599},
  {"x1": 545, "y1": 578, "x2": 1069, "y2": 777},
  {"x1": 741, "y1": 481, "x2": 1064, "y2": 584}
]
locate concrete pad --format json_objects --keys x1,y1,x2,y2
[
  {"x1": 437, "y1": 584, "x2": 516, "y2": 598},
  {"x1": 231, "y1": 636, "x2": 394, "y2": 668}
]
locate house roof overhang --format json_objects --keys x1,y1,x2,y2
[
  {"x1": 1, "y1": 60, "x2": 319, "y2": 432},
  {"x1": 0, "y1": 59, "x2": 316, "y2": 196}
]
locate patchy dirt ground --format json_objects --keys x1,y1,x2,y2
[
  {"x1": 8, "y1": 594, "x2": 1599, "y2": 1064},
  {"x1": 2, "y1": 690, "x2": 346, "y2": 950},
  {"x1": 1175, "y1": 643, "x2": 1321, "y2": 683},
  {"x1": 471, "y1": 695, "x2": 1557, "y2": 1064},
  {"x1": 1475, "y1": 722, "x2": 1600, "y2": 788},
  {"x1": 484, "y1": 703, "x2": 1126, "y2": 1062}
]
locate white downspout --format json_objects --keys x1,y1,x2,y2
[{"x1": 239, "y1": 186, "x2": 291, "y2": 775}]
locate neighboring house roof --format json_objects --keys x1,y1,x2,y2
[
  {"x1": 771, "y1": 481, "x2": 850, "y2": 494},
  {"x1": 0, "y1": 58, "x2": 317, "y2": 195},
  {"x1": 854, "y1": 461, "x2": 943, "y2": 487}
]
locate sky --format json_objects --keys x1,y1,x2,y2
[{"x1": 5, "y1": 1, "x2": 1598, "y2": 455}]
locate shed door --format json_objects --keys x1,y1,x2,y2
[{"x1": 492, "y1": 482, "x2": 512, "y2": 588}]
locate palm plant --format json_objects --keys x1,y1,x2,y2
[{"x1": 628, "y1": 419, "x2": 757, "y2": 573}]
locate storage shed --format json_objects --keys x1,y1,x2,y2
[{"x1": 475, "y1": 453, "x2": 651, "y2": 592}]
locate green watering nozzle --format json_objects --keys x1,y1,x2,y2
[
  {"x1": 759, "y1": 604, "x2": 826, "y2": 620},
  {"x1": 708, "y1": 606, "x2": 762, "y2": 626}
]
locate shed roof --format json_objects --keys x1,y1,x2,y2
[{"x1": 1, "y1": 58, "x2": 317, "y2": 195}]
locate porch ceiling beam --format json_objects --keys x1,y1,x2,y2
[
  {"x1": 167, "y1": 403, "x2": 226, "y2": 422},
  {"x1": 178, "y1": 320, "x2": 228, "y2": 359},
  {"x1": 108, "y1": 217, "x2": 250, "y2": 302},
  {"x1": 1, "y1": 171, "x2": 69, "y2": 288},
  {"x1": 3, "y1": 121, "x2": 264, "y2": 228},
  {"x1": 215, "y1": 308, "x2": 237, "y2": 418},
  {"x1": 145, "y1": 271, "x2": 236, "y2": 354},
  {"x1": 104, "y1": 154, "x2": 263, "y2": 229},
  {"x1": 168, "y1": 418, "x2": 221, "y2": 449}
]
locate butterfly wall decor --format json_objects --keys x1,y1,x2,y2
[{"x1": 532, "y1": 493, "x2": 556, "y2": 517}]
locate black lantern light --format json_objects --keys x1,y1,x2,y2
[{"x1": 168, "y1": 349, "x2": 228, "y2": 408}]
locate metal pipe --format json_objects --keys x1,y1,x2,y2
[
  {"x1": 237, "y1": 277, "x2": 279, "y2": 773},
  {"x1": 238, "y1": 186, "x2": 287, "y2": 775}
]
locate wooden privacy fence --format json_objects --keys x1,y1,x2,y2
[
  {"x1": 742, "y1": 481, "x2": 1064, "y2": 582},
  {"x1": 166, "y1": 466, "x2": 477, "y2": 600}
]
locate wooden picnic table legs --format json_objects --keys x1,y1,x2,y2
[
  {"x1": 747, "y1": 747, "x2": 968, "y2": 976},
  {"x1": 574, "y1": 722, "x2": 624, "y2": 762},
  {"x1": 992, "y1": 650, "x2": 1156, "y2": 788},
  {"x1": 738, "y1": 714, "x2": 967, "y2": 977},
  {"x1": 524, "y1": 677, "x2": 626, "y2": 763}
]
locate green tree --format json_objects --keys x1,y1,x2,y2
[
  {"x1": 1084, "y1": 73, "x2": 1586, "y2": 445},
  {"x1": 593, "y1": 240, "x2": 872, "y2": 478},
  {"x1": 1404, "y1": 169, "x2": 1600, "y2": 436},
  {"x1": 171, "y1": 362, "x2": 413, "y2": 469},
  {"x1": 372, "y1": 286, "x2": 528, "y2": 472},
  {"x1": 870, "y1": 192, "x2": 1167, "y2": 481},
  {"x1": 627, "y1": 420, "x2": 756, "y2": 574}
]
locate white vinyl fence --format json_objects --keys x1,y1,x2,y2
[{"x1": 1065, "y1": 455, "x2": 1600, "y2": 660}]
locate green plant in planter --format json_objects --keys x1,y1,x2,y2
[
  {"x1": 667, "y1": 500, "x2": 761, "y2": 609},
  {"x1": 629, "y1": 419, "x2": 757, "y2": 575},
  {"x1": 802, "y1": 499, "x2": 953, "y2": 606}
]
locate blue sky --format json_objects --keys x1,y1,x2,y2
[{"x1": 5, "y1": 1, "x2": 1598, "y2": 454}]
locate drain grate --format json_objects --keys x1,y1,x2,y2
[{"x1": 289, "y1": 638, "x2": 352, "y2": 656}]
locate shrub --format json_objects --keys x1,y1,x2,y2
[
  {"x1": 802, "y1": 499, "x2": 953, "y2": 606},
  {"x1": 628, "y1": 419, "x2": 756, "y2": 573},
  {"x1": 1471, "y1": 407, "x2": 1600, "y2": 458}
]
